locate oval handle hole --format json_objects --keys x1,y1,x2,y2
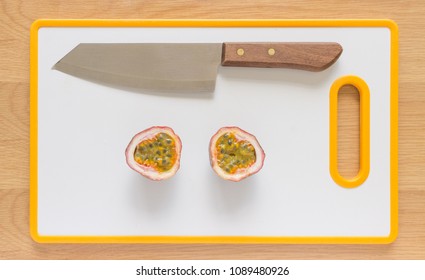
[
  {"x1": 330, "y1": 75, "x2": 370, "y2": 188},
  {"x1": 337, "y1": 85, "x2": 360, "y2": 179}
]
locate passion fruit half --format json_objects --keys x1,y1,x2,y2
[
  {"x1": 125, "y1": 126, "x2": 182, "y2": 180},
  {"x1": 209, "y1": 127, "x2": 265, "y2": 182}
]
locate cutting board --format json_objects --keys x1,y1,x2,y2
[{"x1": 30, "y1": 19, "x2": 398, "y2": 244}]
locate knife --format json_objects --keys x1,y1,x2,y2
[{"x1": 53, "y1": 42, "x2": 342, "y2": 92}]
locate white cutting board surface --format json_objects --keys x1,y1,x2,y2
[{"x1": 31, "y1": 20, "x2": 397, "y2": 243}]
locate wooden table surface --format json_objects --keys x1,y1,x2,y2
[{"x1": 1, "y1": 0, "x2": 424, "y2": 259}]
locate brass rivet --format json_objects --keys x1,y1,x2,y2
[
  {"x1": 268, "y1": 48, "x2": 276, "y2": 56},
  {"x1": 237, "y1": 48, "x2": 244, "y2": 56}
]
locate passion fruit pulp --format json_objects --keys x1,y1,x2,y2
[
  {"x1": 125, "y1": 126, "x2": 182, "y2": 180},
  {"x1": 209, "y1": 127, "x2": 265, "y2": 182}
]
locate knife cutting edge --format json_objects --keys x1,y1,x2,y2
[{"x1": 53, "y1": 42, "x2": 343, "y2": 92}]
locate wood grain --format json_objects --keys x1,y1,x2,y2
[
  {"x1": 337, "y1": 85, "x2": 360, "y2": 179},
  {"x1": 221, "y1": 42, "x2": 342, "y2": 71},
  {"x1": 1, "y1": 0, "x2": 425, "y2": 259}
]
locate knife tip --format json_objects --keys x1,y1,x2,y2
[{"x1": 51, "y1": 62, "x2": 59, "y2": 70}]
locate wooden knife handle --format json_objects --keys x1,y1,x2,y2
[{"x1": 221, "y1": 42, "x2": 343, "y2": 71}]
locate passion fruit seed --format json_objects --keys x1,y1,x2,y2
[
  {"x1": 133, "y1": 132, "x2": 177, "y2": 172},
  {"x1": 215, "y1": 133, "x2": 256, "y2": 174}
]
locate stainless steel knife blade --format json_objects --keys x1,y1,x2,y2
[{"x1": 53, "y1": 42, "x2": 343, "y2": 92}]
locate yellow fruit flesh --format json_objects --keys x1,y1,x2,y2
[
  {"x1": 215, "y1": 132, "x2": 256, "y2": 174},
  {"x1": 134, "y1": 133, "x2": 177, "y2": 172}
]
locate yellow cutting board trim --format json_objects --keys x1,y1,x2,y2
[
  {"x1": 330, "y1": 75, "x2": 370, "y2": 188},
  {"x1": 30, "y1": 19, "x2": 398, "y2": 244}
]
